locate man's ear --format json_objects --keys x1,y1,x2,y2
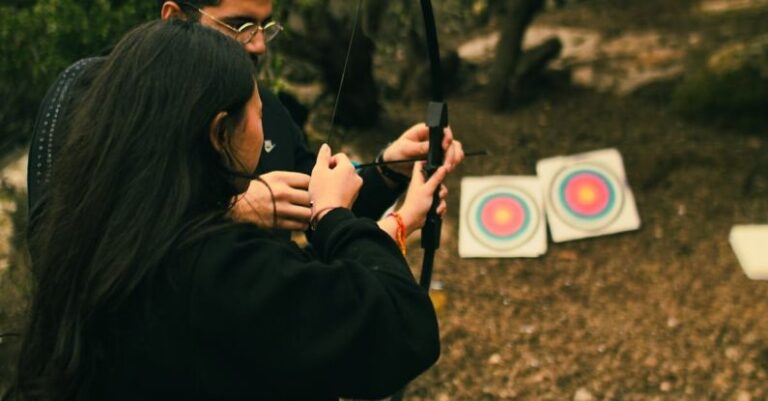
[
  {"x1": 160, "y1": 1, "x2": 185, "y2": 20},
  {"x1": 209, "y1": 111, "x2": 230, "y2": 155}
]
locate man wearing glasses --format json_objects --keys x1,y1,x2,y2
[{"x1": 27, "y1": 0, "x2": 465, "y2": 235}]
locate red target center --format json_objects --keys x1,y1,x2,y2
[
  {"x1": 480, "y1": 197, "x2": 525, "y2": 237},
  {"x1": 564, "y1": 173, "x2": 610, "y2": 216}
]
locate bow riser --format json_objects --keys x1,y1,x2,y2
[{"x1": 418, "y1": 101, "x2": 448, "y2": 288}]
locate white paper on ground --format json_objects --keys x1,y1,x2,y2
[{"x1": 730, "y1": 225, "x2": 768, "y2": 280}]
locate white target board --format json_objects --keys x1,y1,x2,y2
[
  {"x1": 537, "y1": 148, "x2": 640, "y2": 242},
  {"x1": 730, "y1": 225, "x2": 768, "y2": 280},
  {"x1": 459, "y1": 176, "x2": 547, "y2": 258}
]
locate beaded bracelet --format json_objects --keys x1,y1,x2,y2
[{"x1": 388, "y1": 211, "x2": 407, "y2": 256}]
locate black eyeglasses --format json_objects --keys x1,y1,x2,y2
[{"x1": 183, "y1": 3, "x2": 283, "y2": 44}]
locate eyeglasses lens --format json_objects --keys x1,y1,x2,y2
[{"x1": 238, "y1": 23, "x2": 283, "y2": 44}]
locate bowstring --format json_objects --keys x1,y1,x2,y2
[{"x1": 327, "y1": 0, "x2": 364, "y2": 148}]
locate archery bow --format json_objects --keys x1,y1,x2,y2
[
  {"x1": 330, "y1": 1, "x2": 447, "y2": 399},
  {"x1": 331, "y1": 0, "x2": 447, "y2": 291},
  {"x1": 391, "y1": 2, "x2": 447, "y2": 400},
  {"x1": 326, "y1": 0, "x2": 448, "y2": 291}
]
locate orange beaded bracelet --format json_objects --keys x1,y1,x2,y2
[{"x1": 388, "y1": 211, "x2": 407, "y2": 256}]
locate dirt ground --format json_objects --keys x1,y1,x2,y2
[
  {"x1": 333, "y1": 3, "x2": 768, "y2": 400},
  {"x1": 1, "y1": 0, "x2": 768, "y2": 400},
  {"x1": 371, "y1": 89, "x2": 768, "y2": 401}
]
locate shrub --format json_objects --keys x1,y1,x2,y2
[
  {"x1": 0, "y1": 0, "x2": 155, "y2": 154},
  {"x1": 671, "y1": 35, "x2": 768, "y2": 130}
]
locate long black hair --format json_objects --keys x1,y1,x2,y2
[{"x1": 11, "y1": 19, "x2": 255, "y2": 401}]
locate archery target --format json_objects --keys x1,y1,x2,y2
[
  {"x1": 460, "y1": 176, "x2": 547, "y2": 258},
  {"x1": 537, "y1": 148, "x2": 640, "y2": 242}
]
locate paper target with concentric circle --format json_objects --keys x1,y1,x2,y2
[
  {"x1": 549, "y1": 164, "x2": 624, "y2": 231},
  {"x1": 537, "y1": 148, "x2": 641, "y2": 243},
  {"x1": 460, "y1": 176, "x2": 547, "y2": 258}
]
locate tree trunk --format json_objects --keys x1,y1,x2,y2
[
  {"x1": 277, "y1": 3, "x2": 380, "y2": 128},
  {"x1": 486, "y1": 0, "x2": 544, "y2": 110}
]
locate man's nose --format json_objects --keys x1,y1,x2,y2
[{"x1": 244, "y1": 31, "x2": 266, "y2": 55}]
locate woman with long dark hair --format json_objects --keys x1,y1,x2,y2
[{"x1": 8, "y1": 19, "x2": 446, "y2": 401}]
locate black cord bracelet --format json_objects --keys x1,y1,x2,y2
[{"x1": 375, "y1": 150, "x2": 410, "y2": 188}]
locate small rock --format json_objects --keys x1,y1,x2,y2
[
  {"x1": 597, "y1": 344, "x2": 606, "y2": 353},
  {"x1": 530, "y1": 371, "x2": 549, "y2": 383},
  {"x1": 572, "y1": 66, "x2": 595, "y2": 87},
  {"x1": 488, "y1": 353, "x2": 502, "y2": 365},
  {"x1": 557, "y1": 250, "x2": 579, "y2": 261},
  {"x1": 740, "y1": 362, "x2": 756, "y2": 375},
  {"x1": 736, "y1": 390, "x2": 752, "y2": 401},
  {"x1": 654, "y1": 224, "x2": 664, "y2": 239},
  {"x1": 574, "y1": 387, "x2": 595, "y2": 401},
  {"x1": 660, "y1": 381, "x2": 672, "y2": 392},
  {"x1": 743, "y1": 331, "x2": 760, "y2": 344},
  {"x1": 725, "y1": 346, "x2": 741, "y2": 361},
  {"x1": 643, "y1": 356, "x2": 659, "y2": 368},
  {"x1": 688, "y1": 33, "x2": 703, "y2": 46},
  {"x1": 667, "y1": 317, "x2": 680, "y2": 328}
]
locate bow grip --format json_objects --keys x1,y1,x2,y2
[
  {"x1": 421, "y1": 101, "x2": 448, "y2": 251},
  {"x1": 425, "y1": 101, "x2": 448, "y2": 173}
]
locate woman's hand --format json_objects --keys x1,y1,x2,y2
[
  {"x1": 308, "y1": 144, "x2": 363, "y2": 222},
  {"x1": 396, "y1": 162, "x2": 449, "y2": 236},
  {"x1": 381, "y1": 124, "x2": 465, "y2": 177}
]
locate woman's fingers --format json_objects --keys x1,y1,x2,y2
[
  {"x1": 309, "y1": 149, "x2": 362, "y2": 212},
  {"x1": 332, "y1": 152, "x2": 353, "y2": 169},
  {"x1": 441, "y1": 126, "x2": 454, "y2": 149},
  {"x1": 276, "y1": 203, "x2": 313, "y2": 222},
  {"x1": 315, "y1": 143, "x2": 332, "y2": 167},
  {"x1": 410, "y1": 161, "x2": 426, "y2": 185},
  {"x1": 424, "y1": 165, "x2": 448, "y2": 192},
  {"x1": 436, "y1": 200, "x2": 447, "y2": 217},
  {"x1": 436, "y1": 185, "x2": 448, "y2": 217}
]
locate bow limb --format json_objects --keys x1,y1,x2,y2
[
  {"x1": 417, "y1": 0, "x2": 447, "y2": 292},
  {"x1": 328, "y1": 0, "x2": 446, "y2": 291},
  {"x1": 327, "y1": 0, "x2": 364, "y2": 147}
]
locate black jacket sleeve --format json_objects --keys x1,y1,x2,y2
[
  {"x1": 352, "y1": 166, "x2": 406, "y2": 220},
  {"x1": 187, "y1": 209, "x2": 439, "y2": 400}
]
